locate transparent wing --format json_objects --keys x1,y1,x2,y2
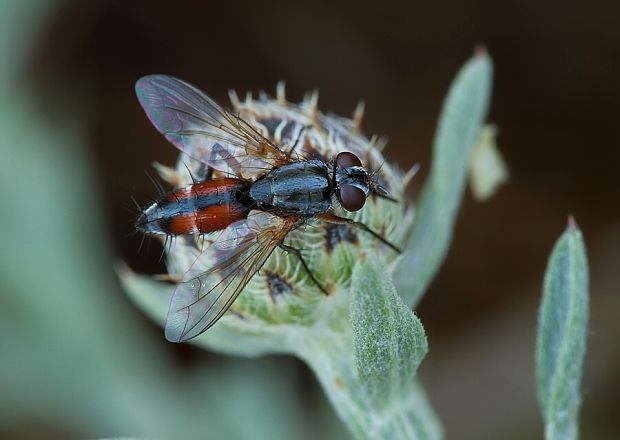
[
  {"x1": 165, "y1": 212, "x2": 298, "y2": 342},
  {"x1": 136, "y1": 75, "x2": 290, "y2": 178}
]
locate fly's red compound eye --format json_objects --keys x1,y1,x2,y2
[
  {"x1": 338, "y1": 184, "x2": 366, "y2": 212},
  {"x1": 336, "y1": 152, "x2": 362, "y2": 169}
]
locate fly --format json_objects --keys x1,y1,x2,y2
[{"x1": 134, "y1": 75, "x2": 400, "y2": 342}]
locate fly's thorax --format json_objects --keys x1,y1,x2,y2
[{"x1": 249, "y1": 160, "x2": 332, "y2": 217}]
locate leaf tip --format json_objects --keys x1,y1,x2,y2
[
  {"x1": 567, "y1": 214, "x2": 578, "y2": 231},
  {"x1": 474, "y1": 43, "x2": 489, "y2": 58}
]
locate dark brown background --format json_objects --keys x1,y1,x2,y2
[{"x1": 27, "y1": 0, "x2": 619, "y2": 438}]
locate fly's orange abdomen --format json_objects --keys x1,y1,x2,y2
[
  {"x1": 136, "y1": 178, "x2": 253, "y2": 236},
  {"x1": 167, "y1": 204, "x2": 248, "y2": 235}
]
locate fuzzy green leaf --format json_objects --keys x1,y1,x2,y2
[
  {"x1": 351, "y1": 254, "x2": 428, "y2": 406},
  {"x1": 536, "y1": 218, "x2": 589, "y2": 440},
  {"x1": 396, "y1": 50, "x2": 493, "y2": 307},
  {"x1": 118, "y1": 266, "x2": 299, "y2": 357}
]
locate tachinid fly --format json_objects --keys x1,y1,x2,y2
[{"x1": 134, "y1": 75, "x2": 400, "y2": 342}]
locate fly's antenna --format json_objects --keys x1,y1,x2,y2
[
  {"x1": 373, "y1": 190, "x2": 398, "y2": 203},
  {"x1": 370, "y1": 158, "x2": 387, "y2": 177},
  {"x1": 369, "y1": 159, "x2": 399, "y2": 203}
]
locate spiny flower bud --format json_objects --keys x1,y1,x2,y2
[{"x1": 145, "y1": 84, "x2": 414, "y2": 333}]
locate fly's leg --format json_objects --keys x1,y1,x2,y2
[
  {"x1": 319, "y1": 212, "x2": 402, "y2": 253},
  {"x1": 278, "y1": 243, "x2": 328, "y2": 295}
]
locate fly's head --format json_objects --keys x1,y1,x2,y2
[{"x1": 334, "y1": 152, "x2": 396, "y2": 212}]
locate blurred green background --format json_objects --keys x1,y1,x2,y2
[{"x1": 1, "y1": 0, "x2": 618, "y2": 438}]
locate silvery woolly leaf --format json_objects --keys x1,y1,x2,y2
[
  {"x1": 351, "y1": 254, "x2": 428, "y2": 406},
  {"x1": 536, "y1": 217, "x2": 589, "y2": 440},
  {"x1": 396, "y1": 49, "x2": 493, "y2": 307}
]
